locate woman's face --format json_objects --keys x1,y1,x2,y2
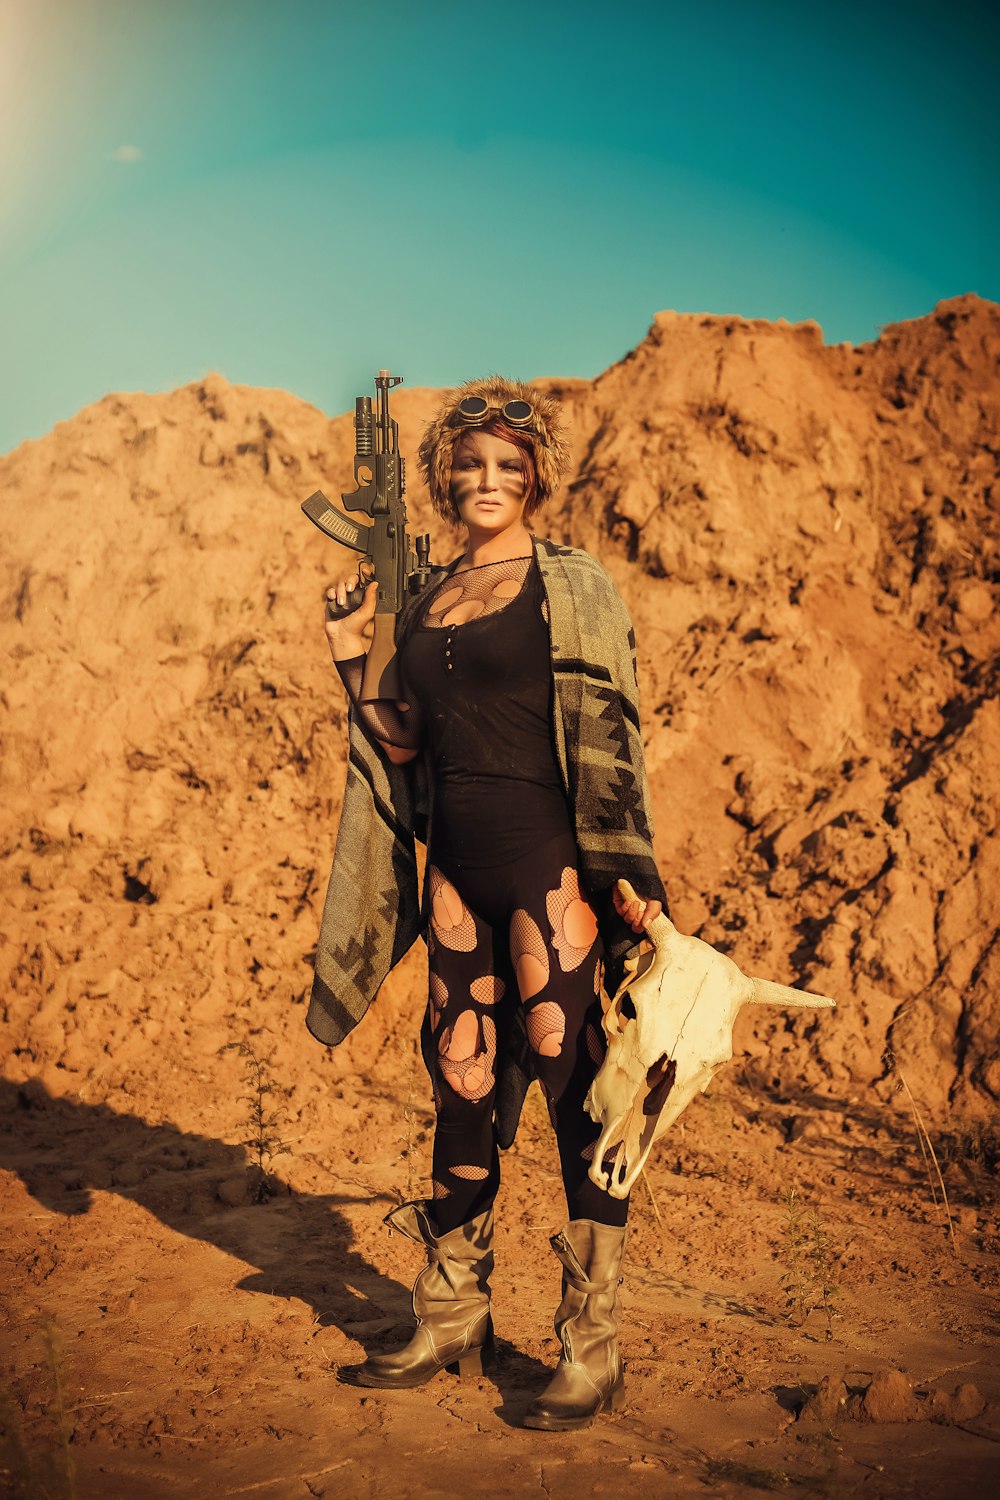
[{"x1": 449, "y1": 430, "x2": 528, "y2": 533}]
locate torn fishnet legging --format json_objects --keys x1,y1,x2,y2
[
  {"x1": 425, "y1": 831, "x2": 629, "y2": 1235},
  {"x1": 333, "y1": 655, "x2": 423, "y2": 749}
]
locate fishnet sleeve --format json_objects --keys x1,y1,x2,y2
[{"x1": 333, "y1": 655, "x2": 424, "y2": 750}]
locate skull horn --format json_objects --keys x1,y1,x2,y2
[
  {"x1": 746, "y1": 976, "x2": 836, "y2": 1010},
  {"x1": 615, "y1": 878, "x2": 673, "y2": 941}
]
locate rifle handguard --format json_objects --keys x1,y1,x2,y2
[{"x1": 305, "y1": 372, "x2": 431, "y2": 677}]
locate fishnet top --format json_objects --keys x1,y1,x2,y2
[
  {"x1": 333, "y1": 555, "x2": 546, "y2": 750},
  {"x1": 420, "y1": 555, "x2": 548, "y2": 630},
  {"x1": 332, "y1": 656, "x2": 423, "y2": 749}
]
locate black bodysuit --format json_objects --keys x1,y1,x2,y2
[
  {"x1": 401, "y1": 555, "x2": 571, "y2": 868},
  {"x1": 336, "y1": 554, "x2": 627, "y2": 1232}
]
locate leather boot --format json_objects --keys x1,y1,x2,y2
[
  {"x1": 522, "y1": 1219, "x2": 627, "y2": 1430},
  {"x1": 340, "y1": 1200, "x2": 494, "y2": 1388}
]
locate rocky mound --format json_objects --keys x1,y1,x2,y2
[{"x1": 1, "y1": 294, "x2": 997, "y2": 1127}]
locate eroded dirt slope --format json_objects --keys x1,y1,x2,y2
[{"x1": 1, "y1": 294, "x2": 997, "y2": 1123}]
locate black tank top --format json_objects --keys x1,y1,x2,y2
[{"x1": 400, "y1": 554, "x2": 573, "y2": 868}]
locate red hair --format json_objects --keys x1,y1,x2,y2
[{"x1": 449, "y1": 416, "x2": 540, "y2": 520}]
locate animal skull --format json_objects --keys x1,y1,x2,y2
[{"x1": 586, "y1": 879, "x2": 836, "y2": 1198}]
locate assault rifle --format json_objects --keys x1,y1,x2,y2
[{"x1": 301, "y1": 370, "x2": 433, "y2": 701}]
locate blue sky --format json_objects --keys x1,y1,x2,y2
[{"x1": 1, "y1": 0, "x2": 996, "y2": 454}]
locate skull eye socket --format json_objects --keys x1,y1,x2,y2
[
  {"x1": 643, "y1": 1055, "x2": 676, "y2": 1116},
  {"x1": 632, "y1": 945, "x2": 656, "y2": 980},
  {"x1": 619, "y1": 994, "x2": 637, "y2": 1022}
]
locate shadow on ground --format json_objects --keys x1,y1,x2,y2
[{"x1": 0, "y1": 1076, "x2": 552, "y2": 1408}]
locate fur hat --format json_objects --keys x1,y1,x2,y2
[{"x1": 418, "y1": 374, "x2": 570, "y2": 521}]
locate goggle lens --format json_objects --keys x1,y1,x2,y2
[
  {"x1": 457, "y1": 396, "x2": 490, "y2": 421},
  {"x1": 456, "y1": 395, "x2": 536, "y2": 428}
]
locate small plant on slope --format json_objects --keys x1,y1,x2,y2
[
  {"x1": 780, "y1": 1186, "x2": 838, "y2": 1340},
  {"x1": 220, "y1": 1041, "x2": 290, "y2": 1203}
]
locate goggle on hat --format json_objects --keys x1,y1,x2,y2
[{"x1": 418, "y1": 374, "x2": 570, "y2": 519}]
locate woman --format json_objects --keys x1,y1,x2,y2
[{"x1": 308, "y1": 376, "x2": 667, "y2": 1430}]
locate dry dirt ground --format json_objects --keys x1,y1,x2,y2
[{"x1": 2, "y1": 1033, "x2": 998, "y2": 1500}]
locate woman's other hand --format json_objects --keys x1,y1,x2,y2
[
  {"x1": 612, "y1": 885, "x2": 663, "y2": 933},
  {"x1": 324, "y1": 566, "x2": 378, "y2": 662}
]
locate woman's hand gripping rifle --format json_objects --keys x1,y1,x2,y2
[{"x1": 302, "y1": 370, "x2": 432, "y2": 701}]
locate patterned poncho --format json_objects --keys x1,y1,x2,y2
[{"x1": 305, "y1": 535, "x2": 667, "y2": 1147}]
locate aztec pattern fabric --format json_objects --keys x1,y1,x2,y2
[
  {"x1": 306, "y1": 707, "x2": 425, "y2": 1046},
  {"x1": 539, "y1": 538, "x2": 667, "y2": 966},
  {"x1": 306, "y1": 536, "x2": 667, "y2": 1149}
]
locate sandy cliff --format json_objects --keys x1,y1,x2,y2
[{"x1": 1, "y1": 293, "x2": 997, "y2": 1122}]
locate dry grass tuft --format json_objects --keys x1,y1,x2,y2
[
  {"x1": 779, "y1": 1186, "x2": 838, "y2": 1339},
  {"x1": 219, "y1": 1041, "x2": 290, "y2": 1202},
  {"x1": 887, "y1": 1052, "x2": 957, "y2": 1253},
  {"x1": 0, "y1": 1318, "x2": 77, "y2": 1500}
]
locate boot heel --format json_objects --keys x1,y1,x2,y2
[
  {"x1": 450, "y1": 1346, "x2": 486, "y2": 1377},
  {"x1": 608, "y1": 1375, "x2": 626, "y2": 1411},
  {"x1": 447, "y1": 1318, "x2": 494, "y2": 1378}
]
